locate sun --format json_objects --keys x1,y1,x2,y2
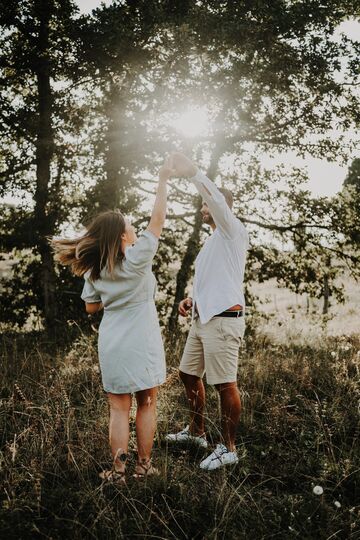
[{"x1": 170, "y1": 107, "x2": 210, "y2": 138}]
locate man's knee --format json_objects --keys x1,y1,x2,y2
[
  {"x1": 214, "y1": 381, "x2": 238, "y2": 394},
  {"x1": 179, "y1": 370, "x2": 201, "y2": 386}
]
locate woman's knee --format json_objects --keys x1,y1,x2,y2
[
  {"x1": 108, "y1": 392, "x2": 132, "y2": 411},
  {"x1": 135, "y1": 387, "x2": 157, "y2": 408}
]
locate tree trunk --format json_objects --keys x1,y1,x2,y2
[
  {"x1": 33, "y1": 0, "x2": 57, "y2": 328},
  {"x1": 103, "y1": 87, "x2": 124, "y2": 208},
  {"x1": 168, "y1": 197, "x2": 203, "y2": 333},
  {"x1": 98, "y1": 83, "x2": 136, "y2": 212},
  {"x1": 322, "y1": 255, "x2": 331, "y2": 315},
  {"x1": 323, "y1": 274, "x2": 330, "y2": 315},
  {"x1": 167, "y1": 148, "x2": 223, "y2": 332}
]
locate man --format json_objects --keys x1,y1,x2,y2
[{"x1": 166, "y1": 152, "x2": 249, "y2": 471}]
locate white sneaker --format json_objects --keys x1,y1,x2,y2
[
  {"x1": 165, "y1": 425, "x2": 208, "y2": 448},
  {"x1": 200, "y1": 443, "x2": 238, "y2": 471}
]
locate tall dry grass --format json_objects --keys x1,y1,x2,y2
[{"x1": 1, "y1": 324, "x2": 359, "y2": 539}]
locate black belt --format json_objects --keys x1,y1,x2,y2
[{"x1": 214, "y1": 310, "x2": 244, "y2": 318}]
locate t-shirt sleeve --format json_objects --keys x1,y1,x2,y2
[
  {"x1": 125, "y1": 229, "x2": 159, "y2": 272},
  {"x1": 81, "y1": 273, "x2": 101, "y2": 303}
]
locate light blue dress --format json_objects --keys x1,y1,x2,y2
[{"x1": 81, "y1": 230, "x2": 166, "y2": 394}]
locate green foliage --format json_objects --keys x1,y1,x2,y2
[
  {"x1": 344, "y1": 158, "x2": 360, "y2": 192},
  {"x1": 0, "y1": 250, "x2": 42, "y2": 328},
  {"x1": 0, "y1": 249, "x2": 89, "y2": 329},
  {"x1": 341, "y1": 158, "x2": 360, "y2": 245}
]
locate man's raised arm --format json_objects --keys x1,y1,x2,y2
[{"x1": 172, "y1": 152, "x2": 244, "y2": 240}]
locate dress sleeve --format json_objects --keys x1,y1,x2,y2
[
  {"x1": 125, "y1": 229, "x2": 159, "y2": 272},
  {"x1": 190, "y1": 169, "x2": 247, "y2": 242},
  {"x1": 81, "y1": 272, "x2": 101, "y2": 303}
]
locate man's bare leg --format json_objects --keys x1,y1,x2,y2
[
  {"x1": 214, "y1": 382, "x2": 241, "y2": 451},
  {"x1": 179, "y1": 371, "x2": 206, "y2": 436}
]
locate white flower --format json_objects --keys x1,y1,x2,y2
[
  {"x1": 334, "y1": 501, "x2": 341, "y2": 508},
  {"x1": 313, "y1": 485, "x2": 324, "y2": 495},
  {"x1": 330, "y1": 351, "x2": 337, "y2": 358}
]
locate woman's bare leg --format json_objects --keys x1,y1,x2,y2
[
  {"x1": 135, "y1": 387, "x2": 158, "y2": 463},
  {"x1": 107, "y1": 392, "x2": 132, "y2": 472}
]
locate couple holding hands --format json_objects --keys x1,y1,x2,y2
[{"x1": 53, "y1": 152, "x2": 249, "y2": 482}]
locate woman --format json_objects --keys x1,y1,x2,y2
[{"x1": 52, "y1": 157, "x2": 174, "y2": 482}]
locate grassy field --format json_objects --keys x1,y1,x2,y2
[
  {"x1": 251, "y1": 276, "x2": 360, "y2": 345},
  {"x1": 1, "y1": 319, "x2": 359, "y2": 540}
]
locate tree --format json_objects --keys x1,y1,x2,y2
[
  {"x1": 341, "y1": 157, "x2": 360, "y2": 245},
  {"x1": 344, "y1": 158, "x2": 360, "y2": 192},
  {"x1": 0, "y1": 0, "x2": 85, "y2": 328},
  {"x1": 151, "y1": 0, "x2": 360, "y2": 328}
]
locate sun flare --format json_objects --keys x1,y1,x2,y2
[{"x1": 170, "y1": 107, "x2": 210, "y2": 138}]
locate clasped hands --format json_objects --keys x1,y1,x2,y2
[{"x1": 159, "y1": 152, "x2": 197, "y2": 182}]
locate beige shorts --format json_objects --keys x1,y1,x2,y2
[{"x1": 179, "y1": 316, "x2": 245, "y2": 385}]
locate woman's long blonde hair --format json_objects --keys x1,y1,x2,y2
[{"x1": 51, "y1": 210, "x2": 126, "y2": 281}]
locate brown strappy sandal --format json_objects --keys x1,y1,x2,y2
[
  {"x1": 133, "y1": 458, "x2": 160, "y2": 479},
  {"x1": 99, "y1": 449, "x2": 128, "y2": 484}
]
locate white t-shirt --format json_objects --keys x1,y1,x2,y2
[{"x1": 190, "y1": 170, "x2": 249, "y2": 324}]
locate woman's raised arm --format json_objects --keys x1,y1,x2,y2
[{"x1": 147, "y1": 156, "x2": 175, "y2": 239}]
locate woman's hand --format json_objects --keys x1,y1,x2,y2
[{"x1": 159, "y1": 155, "x2": 176, "y2": 182}]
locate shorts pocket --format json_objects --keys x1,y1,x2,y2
[{"x1": 219, "y1": 317, "x2": 245, "y2": 340}]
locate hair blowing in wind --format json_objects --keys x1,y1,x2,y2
[{"x1": 51, "y1": 210, "x2": 126, "y2": 281}]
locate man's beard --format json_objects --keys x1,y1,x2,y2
[{"x1": 202, "y1": 214, "x2": 215, "y2": 226}]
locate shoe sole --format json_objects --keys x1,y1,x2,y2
[
  {"x1": 165, "y1": 436, "x2": 208, "y2": 448},
  {"x1": 200, "y1": 459, "x2": 239, "y2": 471}
]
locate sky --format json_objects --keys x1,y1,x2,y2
[{"x1": 76, "y1": 0, "x2": 111, "y2": 12}]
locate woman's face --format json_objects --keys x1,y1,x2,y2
[{"x1": 121, "y1": 218, "x2": 137, "y2": 248}]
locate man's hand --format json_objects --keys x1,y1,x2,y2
[
  {"x1": 159, "y1": 155, "x2": 176, "y2": 182},
  {"x1": 85, "y1": 302, "x2": 103, "y2": 314},
  {"x1": 171, "y1": 152, "x2": 197, "y2": 178},
  {"x1": 179, "y1": 297, "x2": 193, "y2": 316}
]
